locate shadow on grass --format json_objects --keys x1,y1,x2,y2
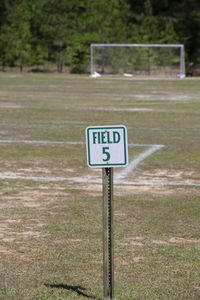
[{"x1": 44, "y1": 283, "x2": 98, "y2": 299}]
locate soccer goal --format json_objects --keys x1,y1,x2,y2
[{"x1": 90, "y1": 43, "x2": 185, "y2": 78}]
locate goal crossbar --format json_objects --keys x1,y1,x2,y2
[{"x1": 91, "y1": 43, "x2": 184, "y2": 47}]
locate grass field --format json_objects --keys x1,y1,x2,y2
[{"x1": 0, "y1": 73, "x2": 200, "y2": 299}]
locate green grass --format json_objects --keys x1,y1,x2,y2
[{"x1": 0, "y1": 73, "x2": 200, "y2": 299}]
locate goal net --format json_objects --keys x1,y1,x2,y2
[{"x1": 90, "y1": 44, "x2": 185, "y2": 78}]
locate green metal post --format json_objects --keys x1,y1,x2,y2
[{"x1": 102, "y1": 167, "x2": 114, "y2": 299}]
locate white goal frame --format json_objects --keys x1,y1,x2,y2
[{"x1": 90, "y1": 43, "x2": 185, "y2": 78}]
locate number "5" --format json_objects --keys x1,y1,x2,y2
[{"x1": 102, "y1": 147, "x2": 110, "y2": 162}]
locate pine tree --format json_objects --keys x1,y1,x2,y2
[
  {"x1": 1, "y1": 0, "x2": 33, "y2": 71},
  {"x1": 41, "y1": 0, "x2": 85, "y2": 73}
]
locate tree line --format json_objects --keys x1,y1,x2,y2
[{"x1": 0, "y1": 0, "x2": 199, "y2": 73}]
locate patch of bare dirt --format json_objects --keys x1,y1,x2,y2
[
  {"x1": 132, "y1": 169, "x2": 199, "y2": 182},
  {"x1": 0, "y1": 224, "x2": 10, "y2": 236},
  {"x1": 6, "y1": 219, "x2": 22, "y2": 224},
  {"x1": 126, "y1": 169, "x2": 200, "y2": 190},
  {"x1": 67, "y1": 238, "x2": 101, "y2": 243},
  {"x1": 151, "y1": 237, "x2": 200, "y2": 245},
  {"x1": 117, "y1": 238, "x2": 144, "y2": 247},
  {"x1": 0, "y1": 246, "x2": 13, "y2": 254},
  {"x1": 67, "y1": 168, "x2": 200, "y2": 195},
  {"x1": 114, "y1": 184, "x2": 172, "y2": 195},
  {"x1": 75, "y1": 106, "x2": 155, "y2": 112},
  {"x1": 117, "y1": 237, "x2": 200, "y2": 249},
  {"x1": 152, "y1": 240, "x2": 168, "y2": 245},
  {"x1": 74, "y1": 105, "x2": 200, "y2": 114},
  {"x1": 1, "y1": 237, "x2": 16, "y2": 242},
  {"x1": 133, "y1": 256, "x2": 145, "y2": 262},
  {"x1": 0, "y1": 186, "x2": 69, "y2": 242},
  {"x1": 0, "y1": 103, "x2": 23, "y2": 109},
  {"x1": 169, "y1": 237, "x2": 200, "y2": 244},
  {"x1": 69, "y1": 173, "x2": 172, "y2": 195}
]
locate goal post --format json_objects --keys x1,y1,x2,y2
[{"x1": 90, "y1": 43, "x2": 185, "y2": 78}]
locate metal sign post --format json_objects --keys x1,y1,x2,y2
[
  {"x1": 85, "y1": 125, "x2": 128, "y2": 299},
  {"x1": 102, "y1": 167, "x2": 114, "y2": 299}
]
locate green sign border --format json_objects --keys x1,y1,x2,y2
[{"x1": 86, "y1": 125, "x2": 128, "y2": 167}]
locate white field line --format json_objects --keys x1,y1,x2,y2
[
  {"x1": 120, "y1": 181, "x2": 200, "y2": 187},
  {"x1": 0, "y1": 175, "x2": 199, "y2": 187},
  {"x1": 0, "y1": 139, "x2": 160, "y2": 148},
  {"x1": 0, "y1": 140, "x2": 84, "y2": 145},
  {"x1": 0, "y1": 140, "x2": 199, "y2": 187},
  {"x1": 0, "y1": 140, "x2": 154, "y2": 146},
  {"x1": 0, "y1": 175, "x2": 67, "y2": 182},
  {"x1": 0, "y1": 139, "x2": 163, "y2": 183},
  {"x1": 114, "y1": 144, "x2": 164, "y2": 183}
]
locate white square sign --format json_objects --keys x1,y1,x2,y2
[{"x1": 86, "y1": 125, "x2": 128, "y2": 168}]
